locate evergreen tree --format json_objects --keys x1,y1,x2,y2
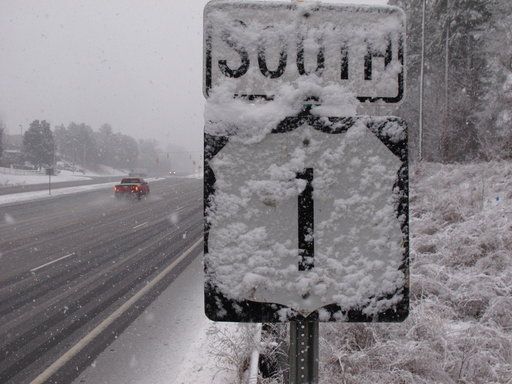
[
  {"x1": 436, "y1": 0, "x2": 491, "y2": 161},
  {"x1": 390, "y1": 0, "x2": 494, "y2": 162},
  {"x1": 94, "y1": 124, "x2": 114, "y2": 165},
  {"x1": 55, "y1": 122, "x2": 98, "y2": 167},
  {"x1": 110, "y1": 133, "x2": 138, "y2": 169},
  {"x1": 0, "y1": 119, "x2": 4, "y2": 160},
  {"x1": 22, "y1": 120, "x2": 55, "y2": 168},
  {"x1": 478, "y1": 0, "x2": 512, "y2": 159}
]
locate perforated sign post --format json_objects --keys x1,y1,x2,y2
[{"x1": 203, "y1": 2, "x2": 408, "y2": 383}]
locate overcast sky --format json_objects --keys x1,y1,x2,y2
[{"x1": 0, "y1": 0, "x2": 387, "y2": 153}]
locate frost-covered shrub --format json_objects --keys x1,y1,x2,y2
[
  {"x1": 446, "y1": 272, "x2": 497, "y2": 319},
  {"x1": 481, "y1": 297, "x2": 512, "y2": 330},
  {"x1": 213, "y1": 144, "x2": 512, "y2": 383},
  {"x1": 319, "y1": 161, "x2": 512, "y2": 384},
  {"x1": 208, "y1": 324, "x2": 256, "y2": 383},
  {"x1": 416, "y1": 242, "x2": 437, "y2": 254},
  {"x1": 259, "y1": 377, "x2": 285, "y2": 384},
  {"x1": 474, "y1": 250, "x2": 510, "y2": 274},
  {"x1": 258, "y1": 324, "x2": 288, "y2": 382},
  {"x1": 443, "y1": 323, "x2": 512, "y2": 384},
  {"x1": 410, "y1": 263, "x2": 451, "y2": 300}
]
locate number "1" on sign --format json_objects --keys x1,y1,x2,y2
[{"x1": 297, "y1": 168, "x2": 314, "y2": 271}]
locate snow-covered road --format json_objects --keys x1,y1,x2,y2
[{"x1": 73, "y1": 255, "x2": 237, "y2": 384}]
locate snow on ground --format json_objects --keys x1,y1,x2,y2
[
  {"x1": 186, "y1": 172, "x2": 204, "y2": 179},
  {"x1": 0, "y1": 182, "x2": 117, "y2": 206},
  {"x1": 82, "y1": 164, "x2": 127, "y2": 177},
  {"x1": 0, "y1": 170, "x2": 92, "y2": 187},
  {"x1": 0, "y1": 166, "x2": 127, "y2": 187},
  {"x1": 315, "y1": 160, "x2": 512, "y2": 384}
]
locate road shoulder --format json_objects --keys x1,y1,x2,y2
[{"x1": 73, "y1": 255, "x2": 237, "y2": 384}]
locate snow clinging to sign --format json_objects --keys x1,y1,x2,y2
[
  {"x1": 204, "y1": 1, "x2": 405, "y2": 103},
  {"x1": 204, "y1": 1, "x2": 408, "y2": 322}
]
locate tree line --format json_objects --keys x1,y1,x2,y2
[
  {"x1": 0, "y1": 119, "x2": 5, "y2": 161},
  {"x1": 54, "y1": 122, "x2": 139, "y2": 170},
  {"x1": 389, "y1": 0, "x2": 512, "y2": 162},
  {"x1": 18, "y1": 119, "x2": 169, "y2": 172}
]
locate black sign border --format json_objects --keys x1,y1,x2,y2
[
  {"x1": 204, "y1": 111, "x2": 409, "y2": 323},
  {"x1": 203, "y1": 2, "x2": 405, "y2": 103}
]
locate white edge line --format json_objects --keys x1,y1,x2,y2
[
  {"x1": 132, "y1": 221, "x2": 148, "y2": 229},
  {"x1": 29, "y1": 237, "x2": 203, "y2": 384},
  {"x1": 30, "y1": 253, "x2": 76, "y2": 273}
]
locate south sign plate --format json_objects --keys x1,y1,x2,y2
[
  {"x1": 204, "y1": 1, "x2": 405, "y2": 102},
  {"x1": 204, "y1": 112, "x2": 409, "y2": 322}
]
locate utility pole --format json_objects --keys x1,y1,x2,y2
[
  {"x1": 442, "y1": 0, "x2": 450, "y2": 161},
  {"x1": 444, "y1": 22, "x2": 450, "y2": 131},
  {"x1": 418, "y1": 0, "x2": 426, "y2": 161}
]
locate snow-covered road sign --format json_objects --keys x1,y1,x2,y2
[
  {"x1": 204, "y1": 111, "x2": 409, "y2": 322},
  {"x1": 203, "y1": 0, "x2": 409, "y2": 323},
  {"x1": 204, "y1": 1, "x2": 405, "y2": 103}
]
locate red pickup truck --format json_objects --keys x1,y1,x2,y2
[{"x1": 114, "y1": 178, "x2": 150, "y2": 200}]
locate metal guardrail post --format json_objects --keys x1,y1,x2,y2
[{"x1": 289, "y1": 319, "x2": 319, "y2": 384}]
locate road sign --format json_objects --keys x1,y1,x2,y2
[
  {"x1": 204, "y1": 1, "x2": 405, "y2": 102},
  {"x1": 204, "y1": 109, "x2": 409, "y2": 322}
]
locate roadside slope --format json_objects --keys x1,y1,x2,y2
[{"x1": 319, "y1": 160, "x2": 512, "y2": 384}]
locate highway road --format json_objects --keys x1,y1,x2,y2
[{"x1": 0, "y1": 177, "x2": 203, "y2": 384}]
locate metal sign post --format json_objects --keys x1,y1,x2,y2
[
  {"x1": 292, "y1": 156, "x2": 317, "y2": 383},
  {"x1": 289, "y1": 319, "x2": 319, "y2": 384},
  {"x1": 46, "y1": 167, "x2": 53, "y2": 195}
]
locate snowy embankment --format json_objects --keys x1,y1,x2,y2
[
  {"x1": 0, "y1": 182, "x2": 118, "y2": 206},
  {"x1": 0, "y1": 168, "x2": 91, "y2": 187},
  {"x1": 0, "y1": 177, "x2": 165, "y2": 207},
  {"x1": 318, "y1": 160, "x2": 512, "y2": 384},
  {"x1": 0, "y1": 165, "x2": 126, "y2": 187}
]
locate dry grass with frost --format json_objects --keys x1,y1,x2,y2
[{"x1": 319, "y1": 161, "x2": 512, "y2": 384}]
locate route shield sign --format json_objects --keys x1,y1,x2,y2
[
  {"x1": 204, "y1": 1, "x2": 405, "y2": 103},
  {"x1": 204, "y1": 111, "x2": 409, "y2": 322},
  {"x1": 203, "y1": 1, "x2": 409, "y2": 323}
]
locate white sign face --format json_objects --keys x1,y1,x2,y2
[
  {"x1": 204, "y1": 1, "x2": 405, "y2": 103},
  {"x1": 205, "y1": 118, "x2": 408, "y2": 319}
]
